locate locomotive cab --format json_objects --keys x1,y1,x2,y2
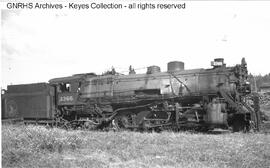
[
  {"x1": 49, "y1": 76, "x2": 83, "y2": 106},
  {"x1": 49, "y1": 74, "x2": 87, "y2": 121}
]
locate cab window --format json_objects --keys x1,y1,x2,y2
[{"x1": 58, "y1": 83, "x2": 71, "y2": 93}]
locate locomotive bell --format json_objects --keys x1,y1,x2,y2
[{"x1": 167, "y1": 61, "x2": 185, "y2": 72}]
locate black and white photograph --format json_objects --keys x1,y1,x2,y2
[{"x1": 1, "y1": 1, "x2": 270, "y2": 167}]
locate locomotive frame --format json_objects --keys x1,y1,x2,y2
[{"x1": 1, "y1": 58, "x2": 261, "y2": 132}]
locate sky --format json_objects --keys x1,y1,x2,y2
[{"x1": 1, "y1": 1, "x2": 270, "y2": 89}]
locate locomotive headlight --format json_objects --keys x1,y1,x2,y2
[{"x1": 244, "y1": 81, "x2": 251, "y2": 94}]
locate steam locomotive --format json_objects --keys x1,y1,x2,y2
[{"x1": 1, "y1": 58, "x2": 261, "y2": 132}]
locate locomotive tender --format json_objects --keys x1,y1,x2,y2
[{"x1": 1, "y1": 58, "x2": 261, "y2": 132}]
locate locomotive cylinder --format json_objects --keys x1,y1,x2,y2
[
  {"x1": 205, "y1": 101, "x2": 227, "y2": 125},
  {"x1": 167, "y1": 61, "x2": 185, "y2": 72}
]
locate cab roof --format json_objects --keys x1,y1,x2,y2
[{"x1": 49, "y1": 73, "x2": 96, "y2": 84}]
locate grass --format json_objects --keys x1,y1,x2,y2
[{"x1": 2, "y1": 124, "x2": 270, "y2": 168}]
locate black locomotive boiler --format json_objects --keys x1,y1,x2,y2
[{"x1": 1, "y1": 58, "x2": 261, "y2": 132}]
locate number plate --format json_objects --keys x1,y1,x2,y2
[{"x1": 59, "y1": 95, "x2": 74, "y2": 102}]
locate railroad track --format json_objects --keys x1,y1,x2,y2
[
  {"x1": 2, "y1": 118, "x2": 270, "y2": 134},
  {"x1": 2, "y1": 118, "x2": 23, "y2": 124}
]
